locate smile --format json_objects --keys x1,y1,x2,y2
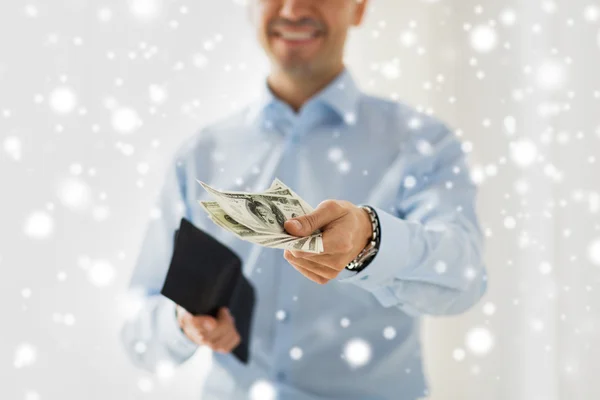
[
  {"x1": 276, "y1": 31, "x2": 319, "y2": 40},
  {"x1": 271, "y1": 30, "x2": 323, "y2": 46}
]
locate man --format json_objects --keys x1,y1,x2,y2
[{"x1": 120, "y1": 0, "x2": 488, "y2": 399}]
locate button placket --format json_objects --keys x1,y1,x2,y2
[{"x1": 268, "y1": 121, "x2": 304, "y2": 383}]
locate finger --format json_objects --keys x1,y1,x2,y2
[
  {"x1": 181, "y1": 324, "x2": 204, "y2": 345},
  {"x1": 202, "y1": 322, "x2": 232, "y2": 345},
  {"x1": 219, "y1": 332, "x2": 241, "y2": 353},
  {"x1": 286, "y1": 249, "x2": 340, "y2": 269},
  {"x1": 284, "y1": 200, "x2": 347, "y2": 237},
  {"x1": 289, "y1": 250, "x2": 315, "y2": 258},
  {"x1": 320, "y1": 225, "x2": 355, "y2": 255},
  {"x1": 291, "y1": 264, "x2": 330, "y2": 285},
  {"x1": 284, "y1": 251, "x2": 339, "y2": 279},
  {"x1": 224, "y1": 308, "x2": 236, "y2": 325},
  {"x1": 193, "y1": 317, "x2": 227, "y2": 341},
  {"x1": 191, "y1": 316, "x2": 217, "y2": 333},
  {"x1": 217, "y1": 307, "x2": 231, "y2": 323},
  {"x1": 176, "y1": 305, "x2": 189, "y2": 327},
  {"x1": 213, "y1": 330, "x2": 239, "y2": 353},
  {"x1": 182, "y1": 315, "x2": 215, "y2": 341},
  {"x1": 202, "y1": 320, "x2": 232, "y2": 342},
  {"x1": 295, "y1": 225, "x2": 353, "y2": 257}
]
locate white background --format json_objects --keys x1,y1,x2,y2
[{"x1": 2, "y1": 0, "x2": 600, "y2": 399}]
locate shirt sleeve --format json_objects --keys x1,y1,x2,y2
[
  {"x1": 335, "y1": 122, "x2": 488, "y2": 317},
  {"x1": 119, "y1": 145, "x2": 200, "y2": 372}
]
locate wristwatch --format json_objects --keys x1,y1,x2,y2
[{"x1": 345, "y1": 205, "x2": 381, "y2": 273}]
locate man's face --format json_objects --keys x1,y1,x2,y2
[{"x1": 250, "y1": 0, "x2": 367, "y2": 76}]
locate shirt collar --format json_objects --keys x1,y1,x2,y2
[{"x1": 246, "y1": 66, "x2": 362, "y2": 125}]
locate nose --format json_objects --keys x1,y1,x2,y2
[{"x1": 279, "y1": 0, "x2": 311, "y2": 20}]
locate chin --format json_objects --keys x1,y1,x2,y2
[
  {"x1": 280, "y1": 63, "x2": 318, "y2": 77},
  {"x1": 272, "y1": 55, "x2": 318, "y2": 73}
]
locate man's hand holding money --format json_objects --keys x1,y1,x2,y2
[{"x1": 282, "y1": 200, "x2": 373, "y2": 285}]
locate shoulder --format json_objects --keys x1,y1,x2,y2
[{"x1": 363, "y1": 93, "x2": 459, "y2": 150}]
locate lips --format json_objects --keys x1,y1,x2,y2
[
  {"x1": 271, "y1": 29, "x2": 323, "y2": 48},
  {"x1": 276, "y1": 30, "x2": 319, "y2": 40}
]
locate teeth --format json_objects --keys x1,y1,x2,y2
[{"x1": 279, "y1": 31, "x2": 315, "y2": 41}]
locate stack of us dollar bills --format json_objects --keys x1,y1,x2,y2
[{"x1": 197, "y1": 178, "x2": 324, "y2": 254}]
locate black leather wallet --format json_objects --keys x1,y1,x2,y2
[{"x1": 160, "y1": 217, "x2": 256, "y2": 364}]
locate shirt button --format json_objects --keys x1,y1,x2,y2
[
  {"x1": 275, "y1": 310, "x2": 288, "y2": 321},
  {"x1": 276, "y1": 371, "x2": 287, "y2": 382}
]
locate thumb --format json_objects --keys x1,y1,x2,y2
[
  {"x1": 217, "y1": 307, "x2": 232, "y2": 322},
  {"x1": 284, "y1": 200, "x2": 342, "y2": 236}
]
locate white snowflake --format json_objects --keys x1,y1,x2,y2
[
  {"x1": 510, "y1": 138, "x2": 538, "y2": 168},
  {"x1": 536, "y1": 60, "x2": 566, "y2": 91},
  {"x1": 343, "y1": 338, "x2": 372, "y2": 368},
  {"x1": 88, "y1": 259, "x2": 115, "y2": 287},
  {"x1": 24, "y1": 211, "x2": 54, "y2": 239},
  {"x1": 112, "y1": 107, "x2": 142, "y2": 134},
  {"x1": 465, "y1": 327, "x2": 494, "y2": 356},
  {"x1": 482, "y1": 302, "x2": 496, "y2": 316},
  {"x1": 470, "y1": 25, "x2": 497, "y2": 53},
  {"x1": 128, "y1": 0, "x2": 162, "y2": 22},
  {"x1": 155, "y1": 360, "x2": 175, "y2": 379},
  {"x1": 452, "y1": 348, "x2": 466, "y2": 362},
  {"x1": 149, "y1": 84, "x2": 167, "y2": 104},
  {"x1": 503, "y1": 216, "x2": 516, "y2": 229},
  {"x1": 587, "y1": 238, "x2": 600, "y2": 265},
  {"x1": 434, "y1": 260, "x2": 447, "y2": 274},
  {"x1": 3, "y1": 136, "x2": 22, "y2": 160},
  {"x1": 539, "y1": 261, "x2": 552, "y2": 275},
  {"x1": 57, "y1": 178, "x2": 92, "y2": 211},
  {"x1": 138, "y1": 377, "x2": 154, "y2": 392},
  {"x1": 49, "y1": 87, "x2": 77, "y2": 114},
  {"x1": 14, "y1": 343, "x2": 37, "y2": 368},
  {"x1": 499, "y1": 9, "x2": 517, "y2": 26},
  {"x1": 328, "y1": 147, "x2": 344, "y2": 162},
  {"x1": 249, "y1": 380, "x2": 276, "y2": 400},
  {"x1": 383, "y1": 326, "x2": 397, "y2": 340},
  {"x1": 289, "y1": 346, "x2": 303, "y2": 360}
]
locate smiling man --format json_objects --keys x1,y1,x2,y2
[{"x1": 120, "y1": 1, "x2": 488, "y2": 399}]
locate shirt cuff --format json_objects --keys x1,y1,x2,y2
[
  {"x1": 157, "y1": 297, "x2": 199, "y2": 360},
  {"x1": 335, "y1": 268, "x2": 359, "y2": 280},
  {"x1": 334, "y1": 206, "x2": 410, "y2": 302}
]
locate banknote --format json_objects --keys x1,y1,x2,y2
[
  {"x1": 266, "y1": 178, "x2": 316, "y2": 214},
  {"x1": 198, "y1": 181, "x2": 308, "y2": 234},
  {"x1": 199, "y1": 200, "x2": 314, "y2": 249},
  {"x1": 198, "y1": 201, "x2": 285, "y2": 245},
  {"x1": 264, "y1": 178, "x2": 322, "y2": 252},
  {"x1": 197, "y1": 179, "x2": 323, "y2": 253},
  {"x1": 201, "y1": 199, "x2": 322, "y2": 252}
]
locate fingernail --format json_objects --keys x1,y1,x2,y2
[
  {"x1": 203, "y1": 321, "x2": 214, "y2": 331},
  {"x1": 290, "y1": 251, "x2": 298, "y2": 257},
  {"x1": 288, "y1": 220, "x2": 302, "y2": 230}
]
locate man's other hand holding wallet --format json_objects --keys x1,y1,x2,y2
[{"x1": 176, "y1": 305, "x2": 241, "y2": 354}]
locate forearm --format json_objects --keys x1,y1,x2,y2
[{"x1": 336, "y1": 206, "x2": 488, "y2": 316}]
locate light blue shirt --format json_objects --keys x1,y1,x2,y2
[{"x1": 120, "y1": 67, "x2": 487, "y2": 400}]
